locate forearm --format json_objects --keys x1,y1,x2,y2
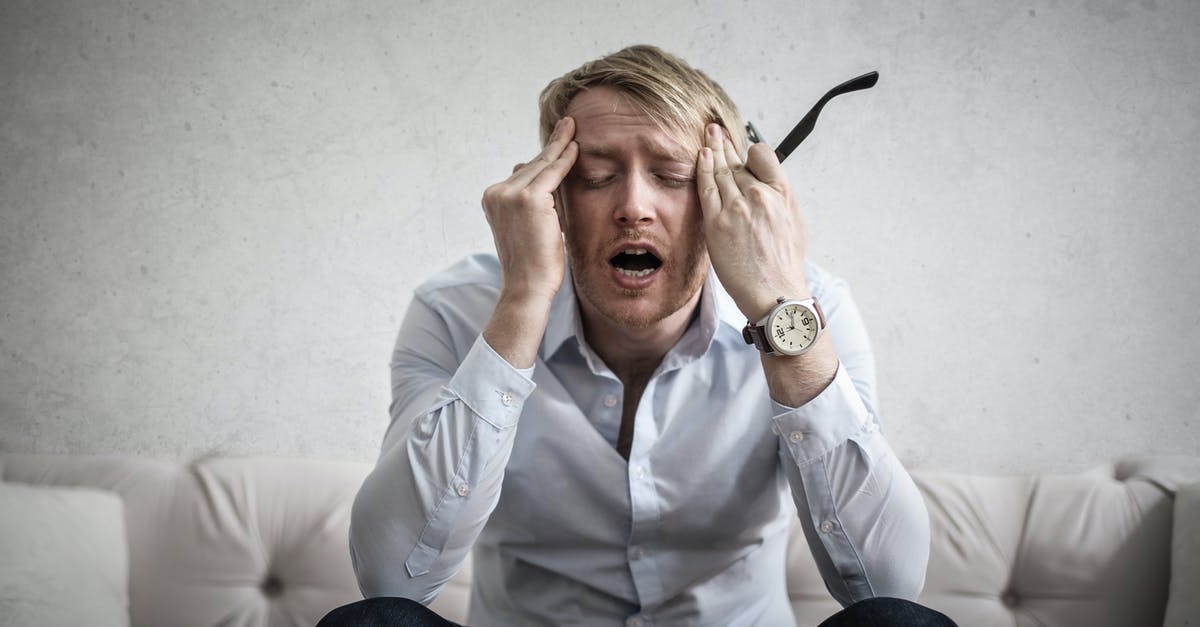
[
  {"x1": 695, "y1": 123, "x2": 925, "y2": 600},
  {"x1": 774, "y1": 367, "x2": 930, "y2": 605},
  {"x1": 351, "y1": 293, "x2": 542, "y2": 601},
  {"x1": 482, "y1": 288, "x2": 554, "y2": 369},
  {"x1": 759, "y1": 334, "x2": 839, "y2": 407},
  {"x1": 767, "y1": 272, "x2": 928, "y2": 604}
]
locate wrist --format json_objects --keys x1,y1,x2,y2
[
  {"x1": 740, "y1": 284, "x2": 813, "y2": 322},
  {"x1": 484, "y1": 290, "x2": 555, "y2": 370},
  {"x1": 761, "y1": 337, "x2": 838, "y2": 407},
  {"x1": 496, "y1": 284, "x2": 557, "y2": 314}
]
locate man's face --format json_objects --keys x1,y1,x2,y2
[{"x1": 559, "y1": 86, "x2": 710, "y2": 331}]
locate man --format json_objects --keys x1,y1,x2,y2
[{"x1": 324, "y1": 46, "x2": 954, "y2": 626}]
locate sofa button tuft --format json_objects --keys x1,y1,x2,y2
[
  {"x1": 1001, "y1": 590, "x2": 1019, "y2": 607},
  {"x1": 261, "y1": 574, "x2": 284, "y2": 598}
]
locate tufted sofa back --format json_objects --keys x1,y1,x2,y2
[
  {"x1": 787, "y1": 456, "x2": 1198, "y2": 626},
  {"x1": 0, "y1": 455, "x2": 371, "y2": 627},
  {"x1": 2, "y1": 454, "x2": 1196, "y2": 626}
]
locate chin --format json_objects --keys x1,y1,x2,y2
[
  {"x1": 596, "y1": 281, "x2": 701, "y2": 331},
  {"x1": 600, "y1": 300, "x2": 668, "y2": 330}
]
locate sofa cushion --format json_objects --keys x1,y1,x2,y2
[
  {"x1": 1164, "y1": 481, "x2": 1200, "y2": 627},
  {"x1": 0, "y1": 483, "x2": 130, "y2": 627}
]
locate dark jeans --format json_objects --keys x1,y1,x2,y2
[
  {"x1": 817, "y1": 597, "x2": 958, "y2": 626},
  {"x1": 317, "y1": 596, "x2": 958, "y2": 626},
  {"x1": 317, "y1": 597, "x2": 462, "y2": 627}
]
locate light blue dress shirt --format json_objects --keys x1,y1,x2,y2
[{"x1": 350, "y1": 254, "x2": 929, "y2": 626}]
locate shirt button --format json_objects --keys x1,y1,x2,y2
[
  {"x1": 628, "y1": 617, "x2": 643, "y2": 627},
  {"x1": 819, "y1": 520, "x2": 835, "y2": 533},
  {"x1": 788, "y1": 431, "x2": 805, "y2": 443},
  {"x1": 635, "y1": 465, "x2": 646, "y2": 479},
  {"x1": 631, "y1": 546, "x2": 645, "y2": 559},
  {"x1": 455, "y1": 483, "x2": 470, "y2": 497},
  {"x1": 500, "y1": 392, "x2": 515, "y2": 407},
  {"x1": 603, "y1": 393, "x2": 618, "y2": 407}
]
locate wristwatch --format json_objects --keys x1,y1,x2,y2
[{"x1": 742, "y1": 296, "x2": 826, "y2": 356}]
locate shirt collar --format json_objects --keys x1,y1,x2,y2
[
  {"x1": 539, "y1": 265, "x2": 584, "y2": 362},
  {"x1": 538, "y1": 264, "x2": 747, "y2": 363}
]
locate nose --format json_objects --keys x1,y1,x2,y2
[{"x1": 612, "y1": 173, "x2": 656, "y2": 226}]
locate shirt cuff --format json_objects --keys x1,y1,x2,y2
[
  {"x1": 771, "y1": 363, "x2": 875, "y2": 465},
  {"x1": 443, "y1": 335, "x2": 537, "y2": 430}
]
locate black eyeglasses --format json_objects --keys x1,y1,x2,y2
[{"x1": 745, "y1": 71, "x2": 879, "y2": 163}]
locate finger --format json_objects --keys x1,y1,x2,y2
[
  {"x1": 705, "y1": 124, "x2": 742, "y2": 203},
  {"x1": 718, "y1": 127, "x2": 761, "y2": 191},
  {"x1": 744, "y1": 142, "x2": 788, "y2": 193},
  {"x1": 695, "y1": 146, "x2": 721, "y2": 220},
  {"x1": 509, "y1": 117, "x2": 576, "y2": 187},
  {"x1": 528, "y1": 140, "x2": 578, "y2": 194},
  {"x1": 512, "y1": 163, "x2": 525, "y2": 174}
]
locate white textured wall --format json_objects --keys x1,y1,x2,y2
[{"x1": 2, "y1": 1, "x2": 1197, "y2": 473}]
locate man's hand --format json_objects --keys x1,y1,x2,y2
[
  {"x1": 480, "y1": 117, "x2": 577, "y2": 369},
  {"x1": 696, "y1": 123, "x2": 809, "y2": 321},
  {"x1": 481, "y1": 117, "x2": 578, "y2": 304},
  {"x1": 697, "y1": 123, "x2": 836, "y2": 406}
]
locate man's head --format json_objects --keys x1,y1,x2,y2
[
  {"x1": 538, "y1": 45, "x2": 747, "y2": 157},
  {"x1": 538, "y1": 46, "x2": 746, "y2": 332}
]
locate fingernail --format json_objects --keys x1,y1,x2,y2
[
  {"x1": 708, "y1": 123, "x2": 720, "y2": 137},
  {"x1": 702, "y1": 147, "x2": 712, "y2": 160},
  {"x1": 554, "y1": 118, "x2": 565, "y2": 132}
]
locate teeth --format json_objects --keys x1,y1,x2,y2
[
  {"x1": 617, "y1": 268, "x2": 655, "y2": 278},
  {"x1": 622, "y1": 248, "x2": 648, "y2": 255}
]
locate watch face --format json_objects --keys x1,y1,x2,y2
[{"x1": 768, "y1": 303, "x2": 819, "y2": 355}]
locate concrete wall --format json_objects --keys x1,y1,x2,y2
[{"x1": 2, "y1": 0, "x2": 1197, "y2": 473}]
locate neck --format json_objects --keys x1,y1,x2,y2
[{"x1": 579, "y1": 289, "x2": 703, "y2": 386}]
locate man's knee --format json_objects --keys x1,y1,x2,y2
[
  {"x1": 819, "y1": 597, "x2": 958, "y2": 627},
  {"x1": 317, "y1": 596, "x2": 454, "y2": 627}
]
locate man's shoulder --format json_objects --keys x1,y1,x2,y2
[{"x1": 414, "y1": 253, "x2": 503, "y2": 304}]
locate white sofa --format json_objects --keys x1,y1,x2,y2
[{"x1": 1, "y1": 453, "x2": 1197, "y2": 627}]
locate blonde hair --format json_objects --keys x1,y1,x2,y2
[{"x1": 538, "y1": 45, "x2": 747, "y2": 155}]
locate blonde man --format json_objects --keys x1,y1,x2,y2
[{"x1": 324, "y1": 45, "x2": 954, "y2": 626}]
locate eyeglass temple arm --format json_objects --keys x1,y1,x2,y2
[{"x1": 745, "y1": 71, "x2": 879, "y2": 163}]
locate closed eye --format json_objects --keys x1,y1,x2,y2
[
  {"x1": 582, "y1": 175, "x2": 615, "y2": 188},
  {"x1": 656, "y1": 174, "x2": 694, "y2": 188}
]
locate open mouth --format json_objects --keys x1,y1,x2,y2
[{"x1": 609, "y1": 248, "x2": 663, "y2": 278}]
